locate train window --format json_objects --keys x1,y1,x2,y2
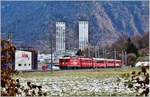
[
  {"x1": 108, "y1": 61, "x2": 113, "y2": 63},
  {"x1": 64, "y1": 59, "x2": 69, "y2": 62},
  {"x1": 88, "y1": 60, "x2": 92, "y2": 63},
  {"x1": 96, "y1": 61, "x2": 104, "y2": 63},
  {"x1": 18, "y1": 64, "x2": 21, "y2": 66},
  {"x1": 24, "y1": 64, "x2": 26, "y2": 66},
  {"x1": 29, "y1": 64, "x2": 30, "y2": 66}
]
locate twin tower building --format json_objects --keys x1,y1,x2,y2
[{"x1": 56, "y1": 21, "x2": 89, "y2": 52}]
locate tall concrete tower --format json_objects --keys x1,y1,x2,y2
[
  {"x1": 56, "y1": 22, "x2": 65, "y2": 51},
  {"x1": 79, "y1": 21, "x2": 89, "y2": 49}
]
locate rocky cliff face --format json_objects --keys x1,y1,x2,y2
[{"x1": 1, "y1": 1, "x2": 149, "y2": 50}]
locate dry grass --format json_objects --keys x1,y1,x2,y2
[{"x1": 13, "y1": 67, "x2": 141, "y2": 79}]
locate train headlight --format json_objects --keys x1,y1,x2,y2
[
  {"x1": 116, "y1": 64, "x2": 119, "y2": 66},
  {"x1": 72, "y1": 61, "x2": 77, "y2": 65}
]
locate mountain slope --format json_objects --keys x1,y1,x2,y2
[{"x1": 1, "y1": 1, "x2": 149, "y2": 50}]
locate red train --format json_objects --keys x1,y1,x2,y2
[{"x1": 59, "y1": 57, "x2": 122, "y2": 69}]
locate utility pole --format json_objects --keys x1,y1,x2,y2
[
  {"x1": 103, "y1": 48, "x2": 105, "y2": 67},
  {"x1": 121, "y1": 50, "x2": 124, "y2": 65},
  {"x1": 125, "y1": 51, "x2": 127, "y2": 66},
  {"x1": 94, "y1": 46, "x2": 97, "y2": 58},
  {"x1": 97, "y1": 46, "x2": 99, "y2": 58},
  {"x1": 104, "y1": 48, "x2": 107, "y2": 68},
  {"x1": 103, "y1": 48, "x2": 106, "y2": 58},
  {"x1": 96, "y1": 46, "x2": 98, "y2": 58},
  {"x1": 91, "y1": 46, "x2": 94, "y2": 69},
  {"x1": 50, "y1": 38, "x2": 53, "y2": 72},
  {"x1": 113, "y1": 48, "x2": 116, "y2": 67},
  {"x1": 89, "y1": 44, "x2": 91, "y2": 58},
  {"x1": 104, "y1": 48, "x2": 106, "y2": 58},
  {"x1": 87, "y1": 46, "x2": 90, "y2": 58}
]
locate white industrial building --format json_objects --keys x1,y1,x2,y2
[
  {"x1": 38, "y1": 53, "x2": 54, "y2": 63},
  {"x1": 15, "y1": 50, "x2": 32, "y2": 71},
  {"x1": 79, "y1": 21, "x2": 89, "y2": 49},
  {"x1": 56, "y1": 22, "x2": 66, "y2": 51}
]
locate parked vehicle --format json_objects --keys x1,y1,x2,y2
[
  {"x1": 48, "y1": 64, "x2": 60, "y2": 70},
  {"x1": 42, "y1": 64, "x2": 60, "y2": 71},
  {"x1": 135, "y1": 61, "x2": 150, "y2": 67}
]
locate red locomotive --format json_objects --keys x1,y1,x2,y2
[{"x1": 59, "y1": 57, "x2": 122, "y2": 69}]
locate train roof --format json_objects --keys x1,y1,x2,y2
[
  {"x1": 59, "y1": 56, "x2": 71, "y2": 59},
  {"x1": 93, "y1": 58, "x2": 121, "y2": 61},
  {"x1": 78, "y1": 57, "x2": 92, "y2": 59}
]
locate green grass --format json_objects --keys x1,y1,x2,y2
[{"x1": 13, "y1": 67, "x2": 141, "y2": 79}]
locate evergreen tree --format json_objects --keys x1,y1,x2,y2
[
  {"x1": 76, "y1": 49, "x2": 83, "y2": 56},
  {"x1": 125, "y1": 38, "x2": 139, "y2": 56}
]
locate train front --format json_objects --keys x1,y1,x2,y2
[{"x1": 59, "y1": 56, "x2": 80, "y2": 69}]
